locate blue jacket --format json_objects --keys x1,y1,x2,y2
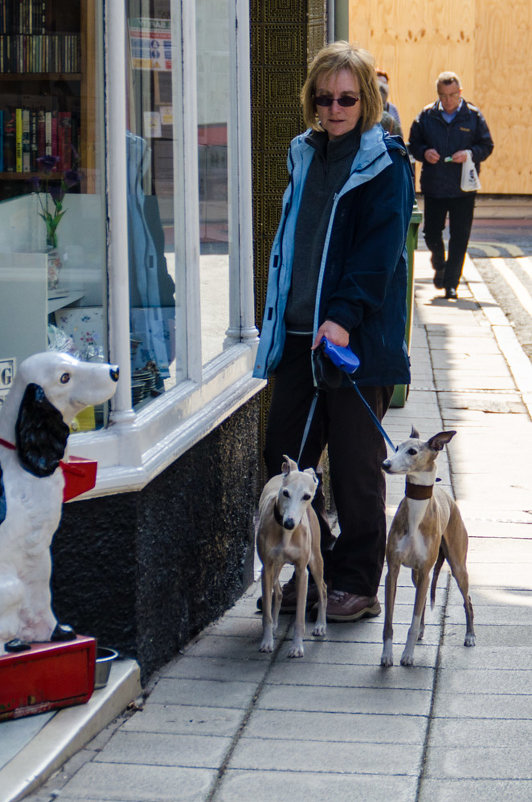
[
  {"x1": 408, "y1": 100, "x2": 493, "y2": 198},
  {"x1": 253, "y1": 124, "x2": 414, "y2": 386}
]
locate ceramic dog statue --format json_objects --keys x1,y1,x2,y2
[{"x1": 0, "y1": 351, "x2": 119, "y2": 653}]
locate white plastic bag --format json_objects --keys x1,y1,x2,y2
[{"x1": 461, "y1": 150, "x2": 481, "y2": 192}]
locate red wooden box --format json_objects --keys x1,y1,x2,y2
[{"x1": 0, "y1": 635, "x2": 96, "y2": 720}]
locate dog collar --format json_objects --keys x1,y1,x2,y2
[
  {"x1": 0, "y1": 437, "x2": 97, "y2": 501},
  {"x1": 405, "y1": 481, "x2": 433, "y2": 500},
  {"x1": 273, "y1": 502, "x2": 285, "y2": 527}
]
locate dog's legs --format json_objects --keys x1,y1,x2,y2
[
  {"x1": 446, "y1": 555, "x2": 476, "y2": 647},
  {"x1": 381, "y1": 562, "x2": 399, "y2": 667},
  {"x1": 401, "y1": 571, "x2": 430, "y2": 666},
  {"x1": 308, "y1": 551, "x2": 327, "y2": 638},
  {"x1": 287, "y1": 565, "x2": 307, "y2": 658},
  {"x1": 412, "y1": 569, "x2": 426, "y2": 641},
  {"x1": 259, "y1": 565, "x2": 276, "y2": 653},
  {"x1": 272, "y1": 568, "x2": 283, "y2": 634},
  {"x1": 443, "y1": 519, "x2": 476, "y2": 647}
]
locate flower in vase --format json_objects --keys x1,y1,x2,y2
[{"x1": 31, "y1": 153, "x2": 81, "y2": 250}]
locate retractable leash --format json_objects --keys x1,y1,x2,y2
[{"x1": 296, "y1": 338, "x2": 397, "y2": 467}]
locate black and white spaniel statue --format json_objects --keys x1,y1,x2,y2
[{"x1": 0, "y1": 351, "x2": 119, "y2": 654}]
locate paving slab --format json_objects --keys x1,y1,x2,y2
[
  {"x1": 147, "y1": 677, "x2": 258, "y2": 709},
  {"x1": 418, "y1": 778, "x2": 532, "y2": 802},
  {"x1": 425, "y1": 744, "x2": 531, "y2": 780},
  {"x1": 242, "y1": 708, "x2": 427, "y2": 744},
  {"x1": 215, "y1": 770, "x2": 418, "y2": 802},
  {"x1": 120, "y1": 703, "x2": 244, "y2": 737},
  {"x1": 53, "y1": 763, "x2": 217, "y2": 801},
  {"x1": 92, "y1": 730, "x2": 232, "y2": 769},
  {"x1": 227, "y1": 735, "x2": 421, "y2": 776},
  {"x1": 256, "y1": 683, "x2": 432, "y2": 716}
]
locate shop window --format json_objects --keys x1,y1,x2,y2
[
  {"x1": 126, "y1": 2, "x2": 178, "y2": 407},
  {"x1": 0, "y1": 0, "x2": 108, "y2": 430},
  {"x1": 196, "y1": 0, "x2": 231, "y2": 365}
]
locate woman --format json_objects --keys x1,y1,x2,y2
[{"x1": 253, "y1": 42, "x2": 414, "y2": 622}]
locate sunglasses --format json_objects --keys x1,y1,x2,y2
[{"x1": 314, "y1": 95, "x2": 360, "y2": 107}]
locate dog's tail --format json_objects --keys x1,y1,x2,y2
[{"x1": 430, "y1": 547, "x2": 445, "y2": 609}]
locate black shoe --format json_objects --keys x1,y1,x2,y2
[
  {"x1": 433, "y1": 269, "x2": 445, "y2": 289},
  {"x1": 256, "y1": 574, "x2": 320, "y2": 613},
  {"x1": 445, "y1": 287, "x2": 458, "y2": 299}
]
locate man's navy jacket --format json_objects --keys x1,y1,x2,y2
[{"x1": 409, "y1": 100, "x2": 493, "y2": 198}]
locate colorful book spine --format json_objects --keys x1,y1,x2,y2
[
  {"x1": 22, "y1": 107, "x2": 30, "y2": 172},
  {"x1": 45, "y1": 108, "x2": 51, "y2": 155},
  {"x1": 58, "y1": 110, "x2": 71, "y2": 170},
  {"x1": 30, "y1": 107, "x2": 38, "y2": 170},
  {"x1": 37, "y1": 107, "x2": 45, "y2": 160},
  {"x1": 15, "y1": 106, "x2": 22, "y2": 172},
  {"x1": 51, "y1": 108, "x2": 57, "y2": 159},
  {"x1": 4, "y1": 107, "x2": 16, "y2": 171}
]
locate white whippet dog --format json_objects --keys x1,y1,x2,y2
[
  {"x1": 257, "y1": 455, "x2": 327, "y2": 658},
  {"x1": 380, "y1": 427, "x2": 475, "y2": 667}
]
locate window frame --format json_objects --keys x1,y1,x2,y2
[{"x1": 72, "y1": 0, "x2": 262, "y2": 498}]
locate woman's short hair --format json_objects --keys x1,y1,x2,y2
[{"x1": 301, "y1": 41, "x2": 383, "y2": 133}]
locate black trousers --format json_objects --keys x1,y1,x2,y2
[
  {"x1": 264, "y1": 335, "x2": 393, "y2": 597},
  {"x1": 423, "y1": 194, "x2": 476, "y2": 290}
]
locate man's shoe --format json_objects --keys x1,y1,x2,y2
[
  {"x1": 445, "y1": 287, "x2": 458, "y2": 299},
  {"x1": 433, "y1": 269, "x2": 445, "y2": 289},
  {"x1": 256, "y1": 574, "x2": 320, "y2": 613},
  {"x1": 326, "y1": 590, "x2": 381, "y2": 622}
]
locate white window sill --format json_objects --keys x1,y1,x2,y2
[{"x1": 66, "y1": 341, "x2": 265, "y2": 500}]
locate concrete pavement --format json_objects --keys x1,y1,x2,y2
[{"x1": 5, "y1": 249, "x2": 532, "y2": 801}]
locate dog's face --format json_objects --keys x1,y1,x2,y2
[
  {"x1": 18, "y1": 352, "x2": 119, "y2": 425},
  {"x1": 276, "y1": 455, "x2": 318, "y2": 531},
  {"x1": 382, "y1": 426, "x2": 456, "y2": 476}
]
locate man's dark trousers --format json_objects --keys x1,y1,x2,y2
[{"x1": 423, "y1": 194, "x2": 476, "y2": 290}]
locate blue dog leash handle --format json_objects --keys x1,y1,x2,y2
[
  {"x1": 297, "y1": 339, "x2": 397, "y2": 466},
  {"x1": 320, "y1": 337, "x2": 360, "y2": 374}
]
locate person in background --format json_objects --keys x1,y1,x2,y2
[
  {"x1": 408, "y1": 71, "x2": 493, "y2": 299},
  {"x1": 253, "y1": 42, "x2": 414, "y2": 622},
  {"x1": 376, "y1": 68, "x2": 402, "y2": 134}
]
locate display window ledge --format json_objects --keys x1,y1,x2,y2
[{"x1": 66, "y1": 342, "x2": 264, "y2": 499}]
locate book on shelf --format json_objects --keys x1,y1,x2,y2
[
  {"x1": 22, "y1": 107, "x2": 30, "y2": 172},
  {"x1": 30, "y1": 107, "x2": 38, "y2": 171},
  {"x1": 15, "y1": 106, "x2": 22, "y2": 172},
  {"x1": 58, "y1": 111, "x2": 71, "y2": 171},
  {"x1": 37, "y1": 107, "x2": 45, "y2": 162},
  {"x1": 3, "y1": 107, "x2": 16, "y2": 171},
  {"x1": 45, "y1": 108, "x2": 52, "y2": 156}
]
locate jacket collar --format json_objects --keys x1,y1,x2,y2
[{"x1": 292, "y1": 123, "x2": 390, "y2": 182}]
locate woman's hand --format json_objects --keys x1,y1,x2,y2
[{"x1": 312, "y1": 320, "x2": 349, "y2": 350}]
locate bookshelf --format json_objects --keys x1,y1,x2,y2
[{"x1": 0, "y1": 0, "x2": 95, "y2": 198}]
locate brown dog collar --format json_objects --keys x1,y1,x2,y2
[{"x1": 405, "y1": 481, "x2": 433, "y2": 500}]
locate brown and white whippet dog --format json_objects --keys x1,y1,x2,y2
[{"x1": 380, "y1": 428, "x2": 475, "y2": 667}]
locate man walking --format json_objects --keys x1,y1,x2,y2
[{"x1": 409, "y1": 71, "x2": 493, "y2": 299}]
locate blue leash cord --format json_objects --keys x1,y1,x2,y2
[
  {"x1": 296, "y1": 381, "x2": 397, "y2": 467},
  {"x1": 348, "y1": 379, "x2": 397, "y2": 452},
  {"x1": 297, "y1": 390, "x2": 320, "y2": 467}
]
